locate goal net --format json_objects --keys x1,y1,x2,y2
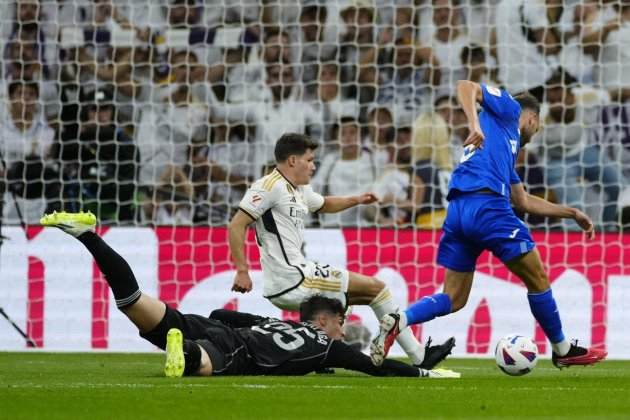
[{"x1": 0, "y1": 0, "x2": 629, "y2": 358}]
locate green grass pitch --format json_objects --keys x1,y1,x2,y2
[{"x1": 1, "y1": 353, "x2": 629, "y2": 419}]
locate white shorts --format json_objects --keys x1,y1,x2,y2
[{"x1": 267, "y1": 261, "x2": 350, "y2": 311}]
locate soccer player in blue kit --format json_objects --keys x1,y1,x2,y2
[{"x1": 371, "y1": 80, "x2": 608, "y2": 368}]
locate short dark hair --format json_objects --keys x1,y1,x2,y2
[
  {"x1": 299, "y1": 295, "x2": 344, "y2": 322},
  {"x1": 263, "y1": 27, "x2": 290, "y2": 44},
  {"x1": 301, "y1": 5, "x2": 327, "y2": 23},
  {"x1": 514, "y1": 92, "x2": 540, "y2": 115},
  {"x1": 331, "y1": 116, "x2": 359, "y2": 139},
  {"x1": 274, "y1": 133, "x2": 318, "y2": 162},
  {"x1": 8, "y1": 80, "x2": 39, "y2": 98},
  {"x1": 460, "y1": 44, "x2": 486, "y2": 65}
]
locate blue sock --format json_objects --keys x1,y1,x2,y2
[
  {"x1": 404, "y1": 293, "x2": 452, "y2": 326},
  {"x1": 527, "y1": 289, "x2": 565, "y2": 344}
]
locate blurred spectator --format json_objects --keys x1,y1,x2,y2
[
  {"x1": 307, "y1": 62, "x2": 359, "y2": 152},
  {"x1": 378, "y1": 36, "x2": 439, "y2": 123},
  {"x1": 1, "y1": 41, "x2": 58, "y2": 121},
  {"x1": 211, "y1": 63, "x2": 313, "y2": 177},
  {"x1": 598, "y1": 2, "x2": 630, "y2": 103},
  {"x1": 462, "y1": 0, "x2": 499, "y2": 48},
  {"x1": 533, "y1": 76, "x2": 624, "y2": 231},
  {"x1": 460, "y1": 43, "x2": 499, "y2": 86},
  {"x1": 222, "y1": 28, "x2": 293, "y2": 104},
  {"x1": 312, "y1": 116, "x2": 377, "y2": 227},
  {"x1": 338, "y1": 0, "x2": 377, "y2": 102},
  {"x1": 411, "y1": 112, "x2": 453, "y2": 228},
  {"x1": 514, "y1": 149, "x2": 556, "y2": 227},
  {"x1": 144, "y1": 165, "x2": 194, "y2": 225},
  {"x1": 431, "y1": 0, "x2": 469, "y2": 97},
  {"x1": 435, "y1": 95, "x2": 468, "y2": 167},
  {"x1": 192, "y1": 120, "x2": 254, "y2": 226},
  {"x1": 75, "y1": 88, "x2": 138, "y2": 223},
  {"x1": 368, "y1": 125, "x2": 423, "y2": 226},
  {"x1": 391, "y1": 3, "x2": 420, "y2": 44},
  {"x1": 297, "y1": 1, "x2": 338, "y2": 88},
  {"x1": 366, "y1": 104, "x2": 395, "y2": 169},
  {"x1": 203, "y1": 0, "x2": 260, "y2": 28},
  {"x1": 1, "y1": 80, "x2": 57, "y2": 224},
  {"x1": 1, "y1": 0, "x2": 59, "y2": 79},
  {"x1": 411, "y1": 111, "x2": 452, "y2": 172},
  {"x1": 136, "y1": 72, "x2": 208, "y2": 190},
  {"x1": 495, "y1": 0, "x2": 560, "y2": 100},
  {"x1": 559, "y1": 0, "x2": 619, "y2": 85}
]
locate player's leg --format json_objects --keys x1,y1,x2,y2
[
  {"x1": 164, "y1": 328, "x2": 213, "y2": 377},
  {"x1": 370, "y1": 199, "x2": 479, "y2": 365},
  {"x1": 40, "y1": 211, "x2": 166, "y2": 332},
  {"x1": 346, "y1": 271, "x2": 429, "y2": 366},
  {"x1": 505, "y1": 249, "x2": 607, "y2": 367},
  {"x1": 42, "y1": 211, "x2": 236, "y2": 376},
  {"x1": 400, "y1": 269, "x2": 473, "y2": 329}
]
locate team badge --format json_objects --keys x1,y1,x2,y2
[
  {"x1": 250, "y1": 194, "x2": 262, "y2": 207},
  {"x1": 486, "y1": 85, "x2": 502, "y2": 97}
]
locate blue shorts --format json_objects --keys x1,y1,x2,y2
[{"x1": 437, "y1": 193, "x2": 535, "y2": 272}]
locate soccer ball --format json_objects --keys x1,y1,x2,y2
[{"x1": 495, "y1": 334, "x2": 538, "y2": 376}]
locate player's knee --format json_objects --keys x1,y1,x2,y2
[
  {"x1": 370, "y1": 278, "x2": 386, "y2": 298},
  {"x1": 530, "y1": 271, "x2": 550, "y2": 293},
  {"x1": 447, "y1": 292, "x2": 467, "y2": 313}
]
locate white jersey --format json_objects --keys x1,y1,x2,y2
[{"x1": 239, "y1": 168, "x2": 325, "y2": 298}]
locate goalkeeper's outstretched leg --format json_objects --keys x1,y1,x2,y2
[
  {"x1": 41, "y1": 211, "x2": 213, "y2": 377},
  {"x1": 40, "y1": 211, "x2": 167, "y2": 333}
]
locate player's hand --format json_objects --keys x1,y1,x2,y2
[
  {"x1": 463, "y1": 123, "x2": 485, "y2": 149},
  {"x1": 357, "y1": 192, "x2": 379, "y2": 205},
  {"x1": 573, "y1": 209, "x2": 595, "y2": 240},
  {"x1": 232, "y1": 271, "x2": 253, "y2": 293}
]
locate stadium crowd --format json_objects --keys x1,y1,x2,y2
[{"x1": 1, "y1": 0, "x2": 630, "y2": 231}]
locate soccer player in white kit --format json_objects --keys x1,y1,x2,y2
[{"x1": 228, "y1": 133, "x2": 455, "y2": 369}]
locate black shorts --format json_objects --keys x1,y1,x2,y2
[{"x1": 140, "y1": 305, "x2": 256, "y2": 375}]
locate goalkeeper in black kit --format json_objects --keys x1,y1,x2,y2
[{"x1": 41, "y1": 211, "x2": 460, "y2": 378}]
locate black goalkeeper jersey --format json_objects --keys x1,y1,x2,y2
[{"x1": 209, "y1": 309, "x2": 422, "y2": 377}]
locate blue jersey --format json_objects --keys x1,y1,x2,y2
[{"x1": 447, "y1": 84, "x2": 522, "y2": 200}]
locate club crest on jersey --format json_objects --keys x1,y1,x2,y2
[
  {"x1": 250, "y1": 194, "x2": 262, "y2": 207},
  {"x1": 486, "y1": 85, "x2": 502, "y2": 97},
  {"x1": 460, "y1": 144, "x2": 476, "y2": 163}
]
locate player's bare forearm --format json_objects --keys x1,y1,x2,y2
[
  {"x1": 518, "y1": 193, "x2": 576, "y2": 219},
  {"x1": 228, "y1": 210, "x2": 252, "y2": 272},
  {"x1": 456, "y1": 80, "x2": 485, "y2": 148},
  {"x1": 318, "y1": 196, "x2": 359, "y2": 213},
  {"x1": 512, "y1": 183, "x2": 595, "y2": 238},
  {"x1": 456, "y1": 80, "x2": 483, "y2": 122},
  {"x1": 318, "y1": 193, "x2": 378, "y2": 214}
]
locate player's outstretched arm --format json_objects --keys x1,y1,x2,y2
[
  {"x1": 228, "y1": 210, "x2": 255, "y2": 293},
  {"x1": 317, "y1": 193, "x2": 379, "y2": 214},
  {"x1": 456, "y1": 80, "x2": 485, "y2": 149},
  {"x1": 323, "y1": 340, "x2": 422, "y2": 377},
  {"x1": 511, "y1": 183, "x2": 595, "y2": 239}
]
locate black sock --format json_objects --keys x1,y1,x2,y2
[
  {"x1": 77, "y1": 231, "x2": 141, "y2": 308},
  {"x1": 183, "y1": 340, "x2": 201, "y2": 376}
]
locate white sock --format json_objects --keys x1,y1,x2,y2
[
  {"x1": 552, "y1": 339, "x2": 571, "y2": 356},
  {"x1": 369, "y1": 288, "x2": 425, "y2": 365},
  {"x1": 399, "y1": 310, "x2": 408, "y2": 330}
]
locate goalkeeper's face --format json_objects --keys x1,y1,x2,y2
[{"x1": 312, "y1": 312, "x2": 345, "y2": 340}]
